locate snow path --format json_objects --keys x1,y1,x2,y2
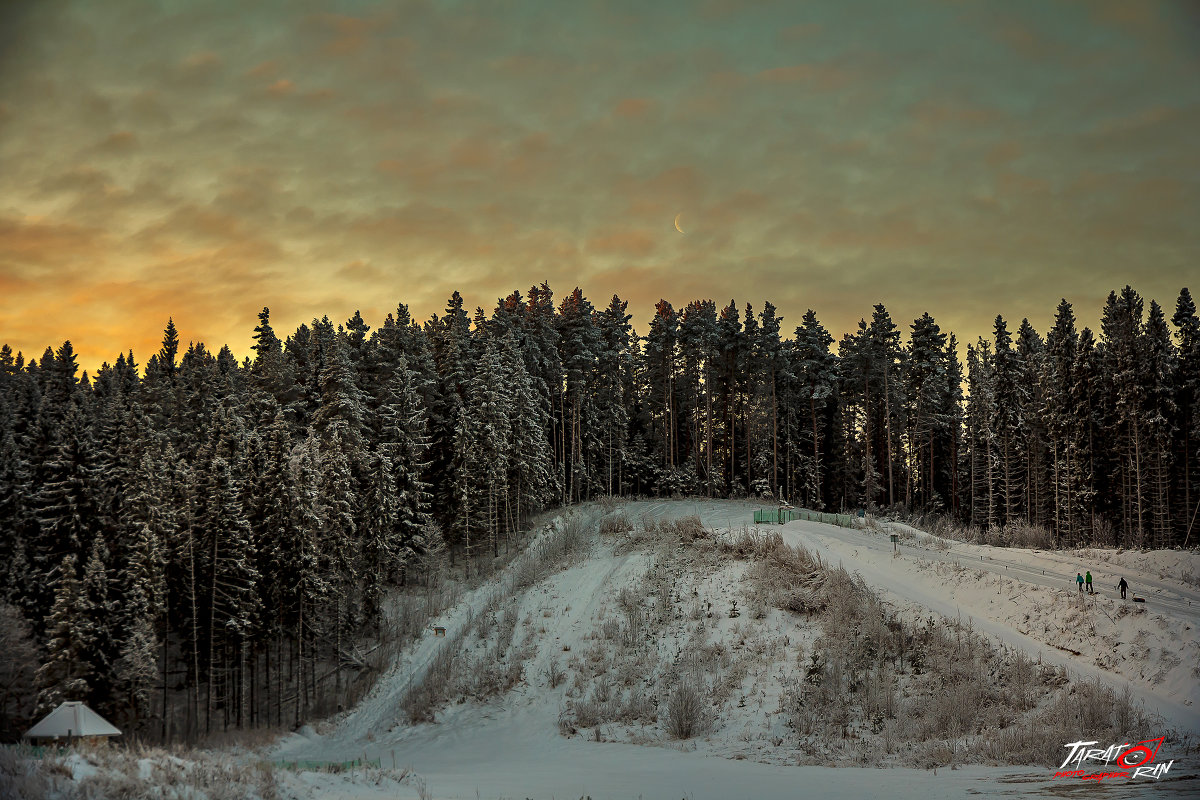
[
  {"x1": 880, "y1": 521, "x2": 1200, "y2": 621},
  {"x1": 324, "y1": 577, "x2": 483, "y2": 745},
  {"x1": 777, "y1": 520, "x2": 1200, "y2": 734}
]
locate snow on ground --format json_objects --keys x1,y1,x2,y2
[
  {"x1": 777, "y1": 518, "x2": 1200, "y2": 733},
  {"x1": 261, "y1": 499, "x2": 1199, "y2": 798},
  {"x1": 16, "y1": 503, "x2": 1197, "y2": 799}
]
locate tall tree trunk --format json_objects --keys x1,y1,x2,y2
[
  {"x1": 1053, "y1": 440, "x2": 1060, "y2": 547},
  {"x1": 771, "y1": 370, "x2": 778, "y2": 494},
  {"x1": 884, "y1": 361, "x2": 894, "y2": 506},
  {"x1": 705, "y1": 370, "x2": 713, "y2": 497},
  {"x1": 207, "y1": 535, "x2": 218, "y2": 736},
  {"x1": 1133, "y1": 418, "x2": 1144, "y2": 546}
]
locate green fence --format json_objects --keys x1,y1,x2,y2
[
  {"x1": 1, "y1": 744, "x2": 66, "y2": 760},
  {"x1": 270, "y1": 757, "x2": 381, "y2": 772},
  {"x1": 754, "y1": 508, "x2": 854, "y2": 527}
]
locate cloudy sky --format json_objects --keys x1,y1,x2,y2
[{"x1": 1, "y1": 0, "x2": 1197, "y2": 371}]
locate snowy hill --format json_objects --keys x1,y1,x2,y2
[{"x1": 264, "y1": 499, "x2": 1200, "y2": 799}]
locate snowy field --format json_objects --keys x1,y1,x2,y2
[
  {"x1": 11, "y1": 500, "x2": 1198, "y2": 799},
  {"x1": 263, "y1": 499, "x2": 1200, "y2": 799}
]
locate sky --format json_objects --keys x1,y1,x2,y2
[{"x1": 1, "y1": 0, "x2": 1198, "y2": 372}]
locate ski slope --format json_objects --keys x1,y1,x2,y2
[{"x1": 270, "y1": 500, "x2": 1200, "y2": 799}]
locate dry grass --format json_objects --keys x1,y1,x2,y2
[
  {"x1": 728, "y1": 534, "x2": 1168, "y2": 767},
  {"x1": 879, "y1": 511, "x2": 1057, "y2": 550},
  {"x1": 665, "y1": 681, "x2": 708, "y2": 740},
  {"x1": 0, "y1": 744, "x2": 51, "y2": 800},
  {"x1": 599, "y1": 512, "x2": 633, "y2": 536},
  {"x1": 2, "y1": 742, "x2": 282, "y2": 800}
]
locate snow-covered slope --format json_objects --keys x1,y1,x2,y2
[
  {"x1": 778, "y1": 518, "x2": 1200, "y2": 733},
  {"x1": 267, "y1": 500, "x2": 1200, "y2": 799}
]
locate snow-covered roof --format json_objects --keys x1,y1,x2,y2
[{"x1": 24, "y1": 701, "x2": 121, "y2": 739}]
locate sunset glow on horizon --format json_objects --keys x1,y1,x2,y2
[{"x1": 2, "y1": 0, "x2": 1198, "y2": 371}]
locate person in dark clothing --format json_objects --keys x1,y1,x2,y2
[
  {"x1": 1117, "y1": 577, "x2": 1128, "y2": 600},
  {"x1": 1077, "y1": 573, "x2": 1084, "y2": 593},
  {"x1": 1085, "y1": 571, "x2": 1093, "y2": 594}
]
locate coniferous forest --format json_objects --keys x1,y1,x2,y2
[{"x1": 2, "y1": 283, "x2": 1198, "y2": 742}]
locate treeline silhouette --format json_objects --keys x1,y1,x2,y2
[{"x1": 0, "y1": 282, "x2": 1197, "y2": 740}]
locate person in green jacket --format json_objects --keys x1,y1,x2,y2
[
  {"x1": 1076, "y1": 573, "x2": 1084, "y2": 593},
  {"x1": 1085, "y1": 571, "x2": 1093, "y2": 594}
]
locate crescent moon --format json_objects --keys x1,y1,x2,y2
[{"x1": 674, "y1": 213, "x2": 685, "y2": 234}]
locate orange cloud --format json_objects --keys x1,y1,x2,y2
[
  {"x1": 986, "y1": 141, "x2": 1022, "y2": 166},
  {"x1": 98, "y1": 130, "x2": 137, "y2": 151},
  {"x1": 246, "y1": 60, "x2": 279, "y2": 78},
  {"x1": 614, "y1": 98, "x2": 653, "y2": 118},
  {"x1": 0, "y1": 215, "x2": 110, "y2": 268},
  {"x1": 778, "y1": 24, "x2": 822, "y2": 42},
  {"x1": 311, "y1": 14, "x2": 378, "y2": 56},
  {"x1": 757, "y1": 63, "x2": 851, "y2": 90},
  {"x1": 997, "y1": 171, "x2": 1051, "y2": 197},
  {"x1": 182, "y1": 51, "x2": 221, "y2": 69}
]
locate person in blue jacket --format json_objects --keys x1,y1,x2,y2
[{"x1": 1076, "y1": 573, "x2": 1084, "y2": 593}]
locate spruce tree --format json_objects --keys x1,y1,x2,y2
[
  {"x1": 792, "y1": 310, "x2": 836, "y2": 508},
  {"x1": 35, "y1": 553, "x2": 93, "y2": 713},
  {"x1": 1171, "y1": 288, "x2": 1200, "y2": 545},
  {"x1": 1144, "y1": 301, "x2": 1176, "y2": 547}
]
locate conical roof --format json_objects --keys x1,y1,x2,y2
[{"x1": 24, "y1": 701, "x2": 121, "y2": 738}]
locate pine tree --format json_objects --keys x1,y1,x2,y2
[
  {"x1": 499, "y1": 331, "x2": 556, "y2": 528},
  {"x1": 1045, "y1": 300, "x2": 1082, "y2": 544},
  {"x1": 1100, "y1": 288, "x2": 1148, "y2": 546},
  {"x1": 426, "y1": 293, "x2": 473, "y2": 542},
  {"x1": 317, "y1": 425, "x2": 356, "y2": 703},
  {"x1": 1171, "y1": 289, "x2": 1200, "y2": 545},
  {"x1": 1072, "y1": 328, "x2": 1103, "y2": 543},
  {"x1": 31, "y1": 400, "x2": 100, "y2": 630},
  {"x1": 939, "y1": 335, "x2": 964, "y2": 520},
  {"x1": 377, "y1": 356, "x2": 434, "y2": 584},
  {"x1": 199, "y1": 455, "x2": 258, "y2": 732},
  {"x1": 113, "y1": 448, "x2": 169, "y2": 730},
  {"x1": 1144, "y1": 301, "x2": 1176, "y2": 547},
  {"x1": 594, "y1": 296, "x2": 635, "y2": 496},
  {"x1": 991, "y1": 316, "x2": 1023, "y2": 525},
  {"x1": 80, "y1": 534, "x2": 119, "y2": 715},
  {"x1": 35, "y1": 554, "x2": 93, "y2": 713},
  {"x1": 868, "y1": 306, "x2": 905, "y2": 508},
  {"x1": 791, "y1": 310, "x2": 836, "y2": 508},
  {"x1": 645, "y1": 300, "x2": 679, "y2": 489},
  {"x1": 1016, "y1": 319, "x2": 1048, "y2": 527},
  {"x1": 758, "y1": 302, "x2": 785, "y2": 497},
  {"x1": 905, "y1": 313, "x2": 947, "y2": 510},
  {"x1": 362, "y1": 449, "x2": 399, "y2": 622},
  {"x1": 0, "y1": 602, "x2": 39, "y2": 738},
  {"x1": 965, "y1": 340, "x2": 997, "y2": 528},
  {"x1": 557, "y1": 288, "x2": 600, "y2": 502},
  {"x1": 289, "y1": 431, "x2": 330, "y2": 719}
]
